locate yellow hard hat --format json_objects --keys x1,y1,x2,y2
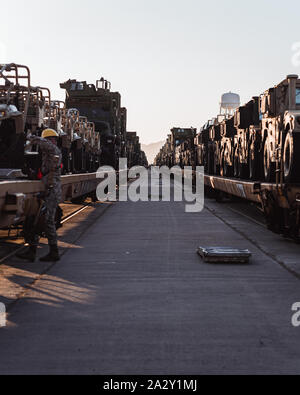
[{"x1": 41, "y1": 128, "x2": 59, "y2": 139}]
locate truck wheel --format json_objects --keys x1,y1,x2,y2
[
  {"x1": 239, "y1": 151, "x2": 249, "y2": 179},
  {"x1": 204, "y1": 154, "x2": 209, "y2": 174},
  {"x1": 207, "y1": 150, "x2": 212, "y2": 175},
  {"x1": 204, "y1": 161, "x2": 208, "y2": 174},
  {"x1": 224, "y1": 159, "x2": 233, "y2": 177},
  {"x1": 249, "y1": 146, "x2": 257, "y2": 180},
  {"x1": 233, "y1": 148, "x2": 239, "y2": 178},
  {"x1": 220, "y1": 151, "x2": 225, "y2": 177},
  {"x1": 283, "y1": 132, "x2": 300, "y2": 183},
  {"x1": 213, "y1": 157, "x2": 220, "y2": 175},
  {"x1": 263, "y1": 141, "x2": 275, "y2": 182},
  {"x1": 209, "y1": 149, "x2": 215, "y2": 175}
]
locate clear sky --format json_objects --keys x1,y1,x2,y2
[{"x1": 1, "y1": 0, "x2": 300, "y2": 144}]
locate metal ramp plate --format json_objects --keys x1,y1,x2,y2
[{"x1": 197, "y1": 246, "x2": 251, "y2": 264}]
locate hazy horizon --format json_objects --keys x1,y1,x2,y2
[{"x1": 1, "y1": 0, "x2": 300, "y2": 144}]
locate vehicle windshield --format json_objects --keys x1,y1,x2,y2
[{"x1": 296, "y1": 88, "x2": 300, "y2": 105}]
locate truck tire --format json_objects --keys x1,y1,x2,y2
[
  {"x1": 224, "y1": 158, "x2": 233, "y2": 177},
  {"x1": 220, "y1": 150, "x2": 225, "y2": 177},
  {"x1": 283, "y1": 132, "x2": 300, "y2": 183},
  {"x1": 209, "y1": 148, "x2": 214, "y2": 175},
  {"x1": 233, "y1": 148, "x2": 239, "y2": 178},
  {"x1": 204, "y1": 150, "x2": 209, "y2": 174},
  {"x1": 239, "y1": 163, "x2": 249, "y2": 179},
  {"x1": 213, "y1": 152, "x2": 220, "y2": 175},
  {"x1": 263, "y1": 141, "x2": 275, "y2": 182},
  {"x1": 249, "y1": 146, "x2": 259, "y2": 180}
]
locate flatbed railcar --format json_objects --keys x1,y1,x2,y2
[
  {"x1": 0, "y1": 63, "x2": 147, "y2": 231},
  {"x1": 0, "y1": 173, "x2": 100, "y2": 229},
  {"x1": 202, "y1": 174, "x2": 300, "y2": 237}
]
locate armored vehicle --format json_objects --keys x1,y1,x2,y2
[
  {"x1": 60, "y1": 78, "x2": 125, "y2": 169},
  {"x1": 260, "y1": 74, "x2": 300, "y2": 183}
]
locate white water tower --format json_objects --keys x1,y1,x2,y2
[{"x1": 220, "y1": 92, "x2": 240, "y2": 116}]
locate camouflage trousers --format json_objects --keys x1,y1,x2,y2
[
  {"x1": 43, "y1": 190, "x2": 59, "y2": 246},
  {"x1": 26, "y1": 189, "x2": 59, "y2": 247}
]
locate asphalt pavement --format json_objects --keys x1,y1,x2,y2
[{"x1": 0, "y1": 181, "x2": 300, "y2": 374}]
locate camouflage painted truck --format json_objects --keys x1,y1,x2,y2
[
  {"x1": 60, "y1": 78, "x2": 125, "y2": 169},
  {"x1": 156, "y1": 75, "x2": 300, "y2": 240}
]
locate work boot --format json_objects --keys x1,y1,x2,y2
[
  {"x1": 39, "y1": 244, "x2": 60, "y2": 262},
  {"x1": 16, "y1": 246, "x2": 37, "y2": 262}
]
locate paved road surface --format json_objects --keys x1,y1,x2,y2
[{"x1": 0, "y1": 182, "x2": 300, "y2": 374}]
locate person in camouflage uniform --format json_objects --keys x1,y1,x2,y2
[{"x1": 17, "y1": 129, "x2": 62, "y2": 262}]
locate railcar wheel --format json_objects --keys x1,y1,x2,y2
[{"x1": 283, "y1": 132, "x2": 300, "y2": 183}]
